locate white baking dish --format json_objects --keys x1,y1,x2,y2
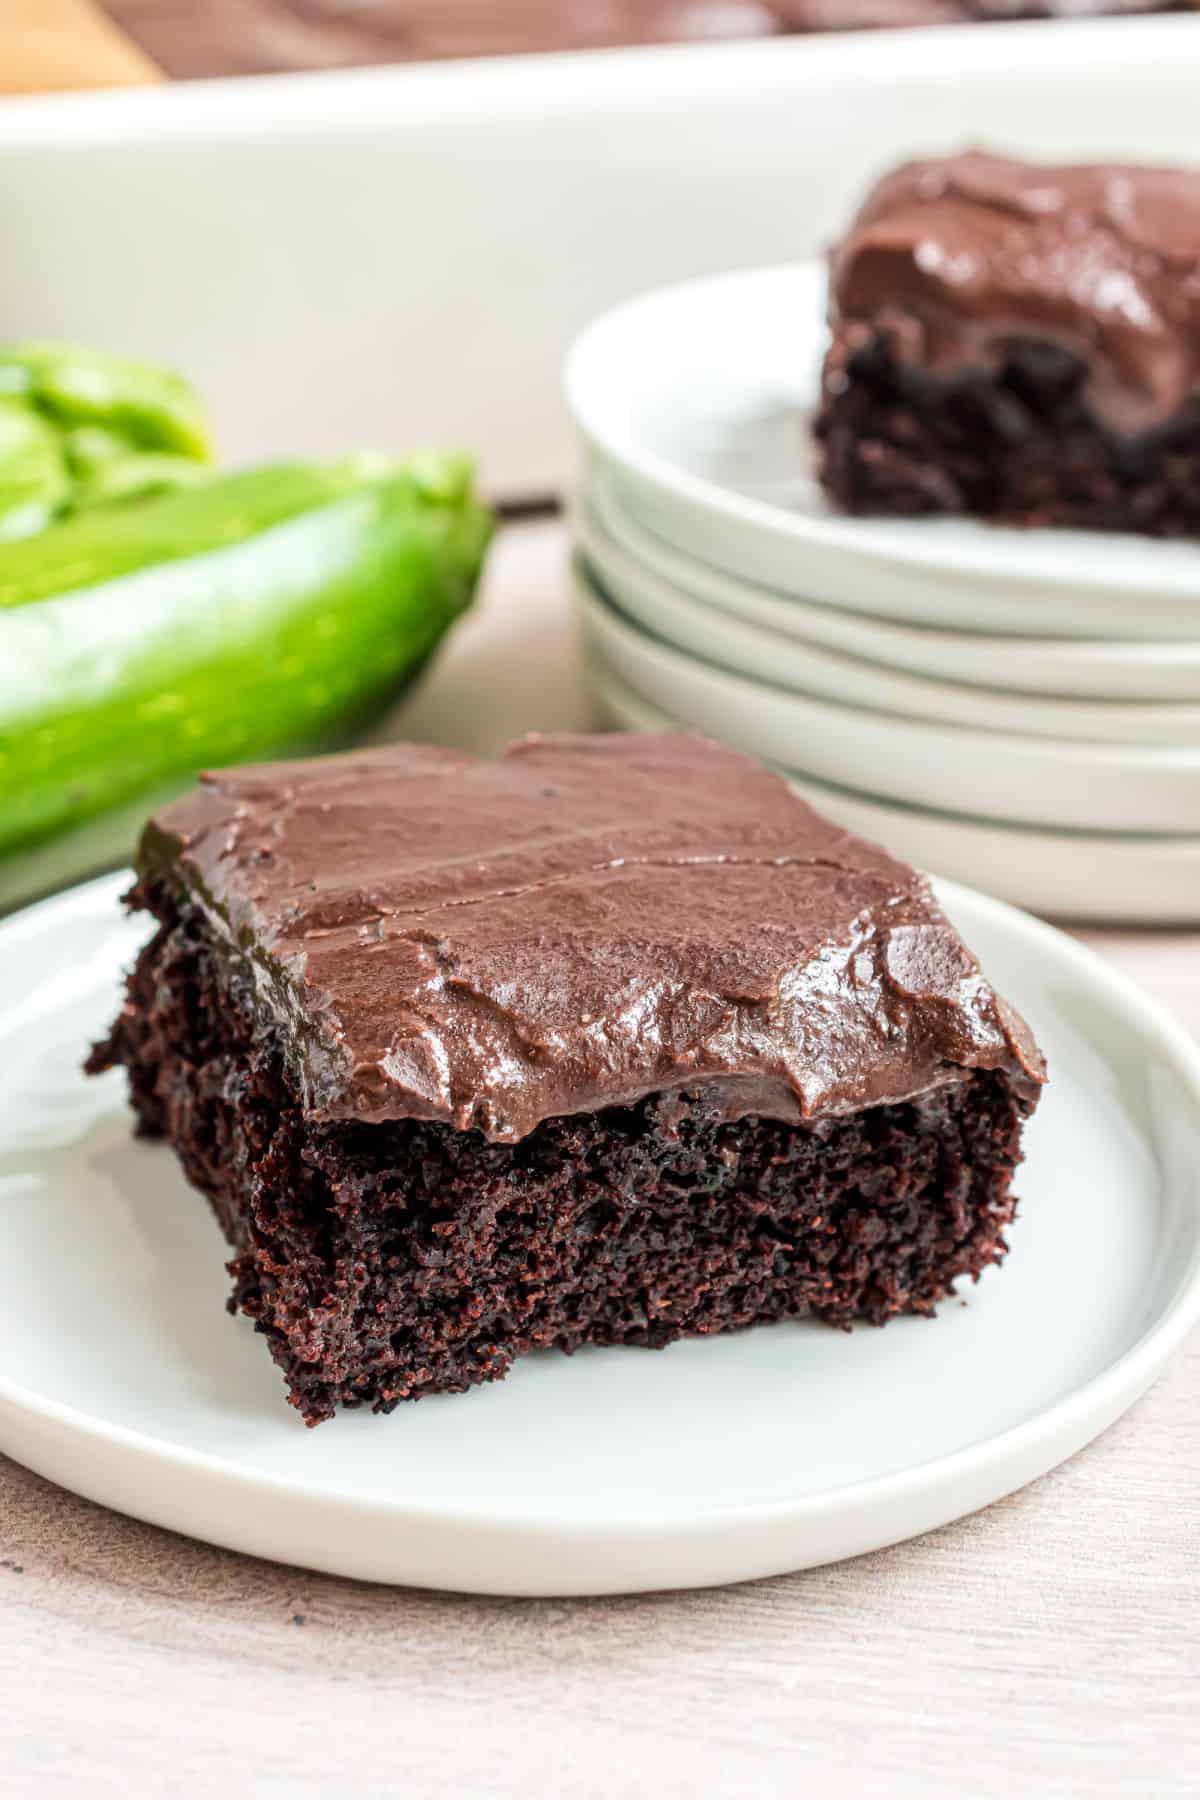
[{"x1": 0, "y1": 17, "x2": 1197, "y2": 499}]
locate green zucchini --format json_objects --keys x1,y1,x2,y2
[
  {"x1": 0, "y1": 451, "x2": 492, "y2": 864},
  {"x1": 0, "y1": 341, "x2": 214, "y2": 539},
  {"x1": 0, "y1": 342, "x2": 213, "y2": 461},
  {"x1": 0, "y1": 399, "x2": 70, "y2": 542}
]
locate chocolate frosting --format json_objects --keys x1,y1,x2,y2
[
  {"x1": 139, "y1": 734, "x2": 1043, "y2": 1143},
  {"x1": 829, "y1": 150, "x2": 1200, "y2": 434}
]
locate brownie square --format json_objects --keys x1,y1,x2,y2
[
  {"x1": 816, "y1": 151, "x2": 1200, "y2": 535},
  {"x1": 89, "y1": 734, "x2": 1044, "y2": 1424}
]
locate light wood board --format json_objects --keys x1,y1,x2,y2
[{"x1": 0, "y1": 0, "x2": 159, "y2": 93}]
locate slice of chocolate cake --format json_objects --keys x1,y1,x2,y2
[
  {"x1": 816, "y1": 150, "x2": 1200, "y2": 534},
  {"x1": 88, "y1": 734, "x2": 1044, "y2": 1425}
]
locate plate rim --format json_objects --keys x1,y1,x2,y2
[
  {"x1": 572, "y1": 503, "x2": 1200, "y2": 745},
  {"x1": 2, "y1": 870, "x2": 1199, "y2": 1581},
  {"x1": 584, "y1": 642, "x2": 1200, "y2": 856},
  {"x1": 575, "y1": 567, "x2": 1200, "y2": 789},
  {"x1": 564, "y1": 260, "x2": 1200, "y2": 604},
  {"x1": 574, "y1": 476, "x2": 1200, "y2": 699}
]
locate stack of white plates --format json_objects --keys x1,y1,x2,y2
[{"x1": 563, "y1": 265, "x2": 1200, "y2": 924}]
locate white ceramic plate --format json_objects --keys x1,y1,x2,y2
[
  {"x1": 580, "y1": 471, "x2": 1200, "y2": 704},
  {"x1": 575, "y1": 573, "x2": 1200, "y2": 835},
  {"x1": 1, "y1": 874, "x2": 1199, "y2": 1597},
  {"x1": 591, "y1": 664, "x2": 1200, "y2": 926},
  {"x1": 573, "y1": 503, "x2": 1200, "y2": 746},
  {"x1": 565, "y1": 264, "x2": 1200, "y2": 640}
]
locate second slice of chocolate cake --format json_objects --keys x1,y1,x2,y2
[
  {"x1": 88, "y1": 733, "x2": 1044, "y2": 1424},
  {"x1": 817, "y1": 150, "x2": 1200, "y2": 535}
]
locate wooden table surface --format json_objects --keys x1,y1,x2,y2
[{"x1": 1, "y1": 520, "x2": 1197, "y2": 1796}]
